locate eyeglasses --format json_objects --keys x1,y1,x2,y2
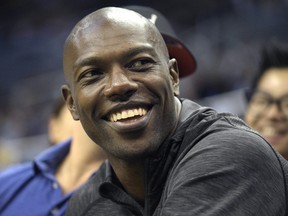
[{"x1": 248, "y1": 92, "x2": 288, "y2": 117}]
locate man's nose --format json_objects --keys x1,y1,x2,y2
[{"x1": 104, "y1": 68, "x2": 138, "y2": 100}]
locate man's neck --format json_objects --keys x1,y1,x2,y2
[{"x1": 109, "y1": 156, "x2": 145, "y2": 205}]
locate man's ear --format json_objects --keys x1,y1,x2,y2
[
  {"x1": 61, "y1": 84, "x2": 80, "y2": 120},
  {"x1": 169, "y1": 58, "x2": 180, "y2": 96}
]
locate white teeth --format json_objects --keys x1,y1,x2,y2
[
  {"x1": 109, "y1": 108, "x2": 148, "y2": 122},
  {"x1": 117, "y1": 112, "x2": 121, "y2": 120},
  {"x1": 128, "y1": 110, "x2": 134, "y2": 117},
  {"x1": 133, "y1": 108, "x2": 139, "y2": 116},
  {"x1": 122, "y1": 110, "x2": 128, "y2": 119}
]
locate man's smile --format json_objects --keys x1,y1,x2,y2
[
  {"x1": 108, "y1": 107, "x2": 148, "y2": 122},
  {"x1": 104, "y1": 104, "x2": 153, "y2": 133}
]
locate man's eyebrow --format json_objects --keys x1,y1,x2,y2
[
  {"x1": 73, "y1": 57, "x2": 100, "y2": 71},
  {"x1": 124, "y1": 46, "x2": 157, "y2": 59},
  {"x1": 74, "y1": 46, "x2": 157, "y2": 69}
]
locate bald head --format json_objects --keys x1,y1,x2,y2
[
  {"x1": 67, "y1": 7, "x2": 157, "y2": 43},
  {"x1": 63, "y1": 7, "x2": 169, "y2": 81}
]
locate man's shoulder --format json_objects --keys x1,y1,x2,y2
[
  {"x1": 178, "y1": 102, "x2": 288, "y2": 182},
  {"x1": 179, "y1": 114, "x2": 288, "y2": 192},
  {"x1": 184, "y1": 112, "x2": 280, "y2": 162},
  {"x1": 181, "y1": 99, "x2": 262, "y2": 147},
  {"x1": 164, "y1": 119, "x2": 288, "y2": 215}
]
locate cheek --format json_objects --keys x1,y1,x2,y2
[
  {"x1": 77, "y1": 84, "x2": 101, "y2": 105},
  {"x1": 73, "y1": 89, "x2": 98, "y2": 123},
  {"x1": 245, "y1": 108, "x2": 259, "y2": 128},
  {"x1": 146, "y1": 74, "x2": 175, "y2": 96}
]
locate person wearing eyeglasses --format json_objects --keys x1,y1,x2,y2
[{"x1": 244, "y1": 40, "x2": 288, "y2": 160}]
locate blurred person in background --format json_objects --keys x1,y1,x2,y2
[
  {"x1": 48, "y1": 97, "x2": 75, "y2": 145},
  {"x1": 245, "y1": 40, "x2": 288, "y2": 160},
  {"x1": 0, "y1": 97, "x2": 106, "y2": 216},
  {"x1": 0, "y1": 145, "x2": 15, "y2": 170}
]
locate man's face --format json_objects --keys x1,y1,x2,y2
[
  {"x1": 245, "y1": 68, "x2": 288, "y2": 158},
  {"x1": 63, "y1": 19, "x2": 179, "y2": 160}
]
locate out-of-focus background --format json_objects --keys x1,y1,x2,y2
[{"x1": 1, "y1": 0, "x2": 288, "y2": 169}]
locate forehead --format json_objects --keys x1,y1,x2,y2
[
  {"x1": 72, "y1": 23, "x2": 156, "y2": 54},
  {"x1": 66, "y1": 25, "x2": 161, "y2": 74},
  {"x1": 257, "y1": 68, "x2": 288, "y2": 97},
  {"x1": 68, "y1": 8, "x2": 160, "y2": 50},
  {"x1": 65, "y1": 12, "x2": 163, "y2": 60}
]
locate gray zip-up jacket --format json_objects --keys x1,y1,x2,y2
[{"x1": 66, "y1": 99, "x2": 288, "y2": 216}]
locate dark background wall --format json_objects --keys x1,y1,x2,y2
[{"x1": 1, "y1": 0, "x2": 288, "y2": 166}]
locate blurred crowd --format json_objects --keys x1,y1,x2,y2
[{"x1": 1, "y1": 0, "x2": 288, "y2": 169}]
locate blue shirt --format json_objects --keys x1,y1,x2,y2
[{"x1": 0, "y1": 139, "x2": 81, "y2": 216}]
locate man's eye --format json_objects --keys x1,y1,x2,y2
[
  {"x1": 127, "y1": 59, "x2": 154, "y2": 71},
  {"x1": 77, "y1": 68, "x2": 104, "y2": 84},
  {"x1": 81, "y1": 69, "x2": 103, "y2": 78}
]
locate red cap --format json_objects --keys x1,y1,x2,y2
[{"x1": 124, "y1": 5, "x2": 197, "y2": 78}]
